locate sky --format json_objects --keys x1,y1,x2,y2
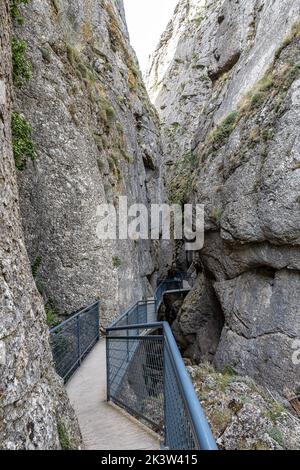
[{"x1": 123, "y1": 0, "x2": 179, "y2": 72}]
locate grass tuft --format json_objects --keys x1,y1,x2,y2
[
  {"x1": 10, "y1": 0, "x2": 30, "y2": 24},
  {"x1": 11, "y1": 36, "x2": 32, "y2": 86},
  {"x1": 208, "y1": 111, "x2": 238, "y2": 149},
  {"x1": 11, "y1": 112, "x2": 35, "y2": 170},
  {"x1": 31, "y1": 256, "x2": 42, "y2": 278},
  {"x1": 112, "y1": 256, "x2": 122, "y2": 268},
  {"x1": 45, "y1": 306, "x2": 60, "y2": 329},
  {"x1": 57, "y1": 422, "x2": 72, "y2": 450}
]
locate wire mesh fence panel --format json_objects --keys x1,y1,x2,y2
[
  {"x1": 107, "y1": 337, "x2": 129, "y2": 396},
  {"x1": 50, "y1": 317, "x2": 79, "y2": 382},
  {"x1": 79, "y1": 303, "x2": 100, "y2": 358},
  {"x1": 155, "y1": 280, "x2": 183, "y2": 306},
  {"x1": 112, "y1": 301, "x2": 156, "y2": 335},
  {"x1": 107, "y1": 332, "x2": 164, "y2": 431},
  {"x1": 50, "y1": 301, "x2": 100, "y2": 382},
  {"x1": 128, "y1": 304, "x2": 140, "y2": 337},
  {"x1": 146, "y1": 301, "x2": 156, "y2": 323},
  {"x1": 164, "y1": 340, "x2": 198, "y2": 450},
  {"x1": 106, "y1": 278, "x2": 217, "y2": 450}
]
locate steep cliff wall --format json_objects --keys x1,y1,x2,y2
[
  {"x1": 13, "y1": 0, "x2": 168, "y2": 324},
  {"x1": 0, "y1": 0, "x2": 81, "y2": 449},
  {"x1": 147, "y1": 0, "x2": 300, "y2": 169},
  {"x1": 147, "y1": 0, "x2": 300, "y2": 393},
  {"x1": 146, "y1": 0, "x2": 204, "y2": 166}
]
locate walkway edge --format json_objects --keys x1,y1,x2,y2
[{"x1": 108, "y1": 401, "x2": 162, "y2": 443}]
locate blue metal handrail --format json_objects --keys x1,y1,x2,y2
[
  {"x1": 106, "y1": 278, "x2": 217, "y2": 450},
  {"x1": 50, "y1": 301, "x2": 100, "y2": 382},
  {"x1": 163, "y1": 321, "x2": 217, "y2": 450}
]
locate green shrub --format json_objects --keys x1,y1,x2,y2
[
  {"x1": 265, "y1": 402, "x2": 285, "y2": 424},
  {"x1": 222, "y1": 365, "x2": 237, "y2": 376},
  {"x1": 66, "y1": 44, "x2": 78, "y2": 67},
  {"x1": 268, "y1": 427, "x2": 286, "y2": 448},
  {"x1": 112, "y1": 256, "x2": 122, "y2": 268},
  {"x1": 193, "y1": 15, "x2": 203, "y2": 27},
  {"x1": 57, "y1": 422, "x2": 72, "y2": 450},
  {"x1": 105, "y1": 105, "x2": 116, "y2": 125},
  {"x1": 11, "y1": 36, "x2": 32, "y2": 86},
  {"x1": 168, "y1": 152, "x2": 198, "y2": 205},
  {"x1": 209, "y1": 111, "x2": 238, "y2": 148},
  {"x1": 183, "y1": 151, "x2": 198, "y2": 169},
  {"x1": 251, "y1": 91, "x2": 267, "y2": 108},
  {"x1": 11, "y1": 112, "x2": 35, "y2": 170},
  {"x1": 45, "y1": 306, "x2": 60, "y2": 329},
  {"x1": 10, "y1": 0, "x2": 30, "y2": 24},
  {"x1": 97, "y1": 159, "x2": 105, "y2": 173},
  {"x1": 274, "y1": 19, "x2": 300, "y2": 60},
  {"x1": 211, "y1": 207, "x2": 222, "y2": 225},
  {"x1": 107, "y1": 156, "x2": 115, "y2": 172},
  {"x1": 36, "y1": 280, "x2": 45, "y2": 295},
  {"x1": 171, "y1": 122, "x2": 181, "y2": 129},
  {"x1": 31, "y1": 256, "x2": 42, "y2": 278},
  {"x1": 287, "y1": 62, "x2": 300, "y2": 80},
  {"x1": 76, "y1": 61, "x2": 90, "y2": 80},
  {"x1": 120, "y1": 148, "x2": 133, "y2": 163},
  {"x1": 66, "y1": 44, "x2": 96, "y2": 84},
  {"x1": 111, "y1": 153, "x2": 119, "y2": 166}
]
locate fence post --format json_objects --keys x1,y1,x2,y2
[
  {"x1": 106, "y1": 333, "x2": 110, "y2": 401},
  {"x1": 96, "y1": 301, "x2": 100, "y2": 341},
  {"x1": 136, "y1": 302, "x2": 140, "y2": 336},
  {"x1": 163, "y1": 336, "x2": 168, "y2": 449},
  {"x1": 126, "y1": 312, "x2": 129, "y2": 362},
  {"x1": 77, "y1": 315, "x2": 81, "y2": 365}
]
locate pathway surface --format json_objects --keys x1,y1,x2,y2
[{"x1": 66, "y1": 339, "x2": 161, "y2": 450}]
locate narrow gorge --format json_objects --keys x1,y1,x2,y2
[
  {"x1": 0, "y1": 0, "x2": 300, "y2": 451},
  {"x1": 147, "y1": 0, "x2": 300, "y2": 393}
]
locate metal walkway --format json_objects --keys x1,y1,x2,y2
[
  {"x1": 106, "y1": 276, "x2": 217, "y2": 450},
  {"x1": 52, "y1": 274, "x2": 217, "y2": 450},
  {"x1": 66, "y1": 338, "x2": 160, "y2": 450}
]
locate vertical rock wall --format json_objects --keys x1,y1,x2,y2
[
  {"x1": 0, "y1": 0, "x2": 81, "y2": 449},
  {"x1": 147, "y1": 0, "x2": 300, "y2": 393},
  {"x1": 14, "y1": 0, "x2": 169, "y2": 324}
]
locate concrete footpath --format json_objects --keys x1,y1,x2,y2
[{"x1": 66, "y1": 339, "x2": 160, "y2": 450}]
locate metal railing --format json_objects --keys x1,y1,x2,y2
[
  {"x1": 106, "y1": 278, "x2": 217, "y2": 450},
  {"x1": 50, "y1": 301, "x2": 100, "y2": 383}
]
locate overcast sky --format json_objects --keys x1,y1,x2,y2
[{"x1": 123, "y1": 0, "x2": 179, "y2": 72}]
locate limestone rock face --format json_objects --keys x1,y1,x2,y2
[
  {"x1": 189, "y1": 363, "x2": 300, "y2": 450},
  {"x1": 14, "y1": 0, "x2": 169, "y2": 324},
  {"x1": 147, "y1": 0, "x2": 300, "y2": 166},
  {"x1": 214, "y1": 269, "x2": 299, "y2": 392},
  {"x1": 175, "y1": 274, "x2": 224, "y2": 362},
  {"x1": 148, "y1": 0, "x2": 300, "y2": 393},
  {"x1": 0, "y1": 1, "x2": 81, "y2": 449}
]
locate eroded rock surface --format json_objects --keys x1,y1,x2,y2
[
  {"x1": 189, "y1": 363, "x2": 300, "y2": 450},
  {"x1": 177, "y1": 273, "x2": 224, "y2": 362},
  {"x1": 14, "y1": 0, "x2": 169, "y2": 324},
  {"x1": 148, "y1": 0, "x2": 300, "y2": 394},
  {"x1": 0, "y1": 0, "x2": 81, "y2": 449}
]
